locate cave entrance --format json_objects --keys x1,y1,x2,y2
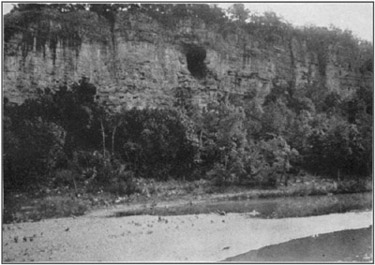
[{"x1": 186, "y1": 46, "x2": 207, "y2": 79}]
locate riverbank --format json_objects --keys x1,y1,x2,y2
[
  {"x1": 3, "y1": 176, "x2": 372, "y2": 223},
  {"x1": 103, "y1": 192, "x2": 372, "y2": 219},
  {"x1": 2, "y1": 210, "x2": 372, "y2": 262}
]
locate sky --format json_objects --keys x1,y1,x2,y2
[
  {"x1": 2, "y1": 2, "x2": 373, "y2": 42},
  {"x1": 219, "y1": 2, "x2": 373, "y2": 42}
]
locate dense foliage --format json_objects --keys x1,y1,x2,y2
[
  {"x1": 5, "y1": 75, "x2": 372, "y2": 194},
  {"x1": 4, "y1": 80, "x2": 198, "y2": 193}
]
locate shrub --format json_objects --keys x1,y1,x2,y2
[
  {"x1": 37, "y1": 196, "x2": 89, "y2": 219},
  {"x1": 305, "y1": 116, "x2": 371, "y2": 178},
  {"x1": 70, "y1": 150, "x2": 144, "y2": 196},
  {"x1": 3, "y1": 103, "x2": 58, "y2": 191},
  {"x1": 53, "y1": 169, "x2": 79, "y2": 188},
  {"x1": 113, "y1": 108, "x2": 197, "y2": 180},
  {"x1": 206, "y1": 163, "x2": 232, "y2": 186},
  {"x1": 106, "y1": 170, "x2": 143, "y2": 196}
]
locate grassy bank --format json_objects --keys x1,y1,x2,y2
[
  {"x1": 110, "y1": 192, "x2": 372, "y2": 219},
  {"x1": 3, "y1": 176, "x2": 372, "y2": 224}
]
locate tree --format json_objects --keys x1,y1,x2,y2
[
  {"x1": 3, "y1": 99, "x2": 59, "y2": 190},
  {"x1": 48, "y1": 78, "x2": 102, "y2": 158},
  {"x1": 260, "y1": 136, "x2": 299, "y2": 186},
  {"x1": 261, "y1": 99, "x2": 294, "y2": 138},
  {"x1": 10, "y1": 3, "x2": 89, "y2": 13},
  {"x1": 305, "y1": 115, "x2": 371, "y2": 178},
  {"x1": 113, "y1": 108, "x2": 197, "y2": 180},
  {"x1": 227, "y1": 3, "x2": 250, "y2": 23}
]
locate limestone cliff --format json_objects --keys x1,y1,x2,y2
[{"x1": 3, "y1": 7, "x2": 373, "y2": 108}]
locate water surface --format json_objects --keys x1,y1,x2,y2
[{"x1": 225, "y1": 226, "x2": 373, "y2": 262}]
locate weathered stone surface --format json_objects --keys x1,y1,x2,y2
[{"x1": 3, "y1": 10, "x2": 372, "y2": 108}]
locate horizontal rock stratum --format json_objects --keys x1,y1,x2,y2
[{"x1": 3, "y1": 5, "x2": 373, "y2": 108}]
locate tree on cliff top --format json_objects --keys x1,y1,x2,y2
[{"x1": 226, "y1": 3, "x2": 250, "y2": 23}]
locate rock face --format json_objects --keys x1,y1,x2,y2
[{"x1": 3, "y1": 9, "x2": 373, "y2": 108}]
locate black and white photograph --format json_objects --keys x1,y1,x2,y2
[{"x1": 2, "y1": 1, "x2": 373, "y2": 262}]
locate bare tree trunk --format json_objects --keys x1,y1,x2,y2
[
  {"x1": 199, "y1": 130, "x2": 203, "y2": 148},
  {"x1": 111, "y1": 125, "x2": 117, "y2": 155},
  {"x1": 283, "y1": 156, "x2": 288, "y2": 186},
  {"x1": 64, "y1": 132, "x2": 74, "y2": 160},
  {"x1": 284, "y1": 174, "x2": 289, "y2": 186},
  {"x1": 72, "y1": 174, "x2": 78, "y2": 196},
  {"x1": 100, "y1": 119, "x2": 106, "y2": 159}
]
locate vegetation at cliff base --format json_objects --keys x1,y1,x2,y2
[{"x1": 4, "y1": 75, "x2": 372, "y2": 197}]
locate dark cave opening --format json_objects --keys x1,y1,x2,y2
[{"x1": 186, "y1": 46, "x2": 207, "y2": 79}]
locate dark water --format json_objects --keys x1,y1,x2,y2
[
  {"x1": 110, "y1": 192, "x2": 372, "y2": 218},
  {"x1": 224, "y1": 226, "x2": 373, "y2": 262}
]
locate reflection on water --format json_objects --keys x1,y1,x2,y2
[
  {"x1": 224, "y1": 226, "x2": 373, "y2": 262},
  {"x1": 111, "y1": 192, "x2": 372, "y2": 218}
]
